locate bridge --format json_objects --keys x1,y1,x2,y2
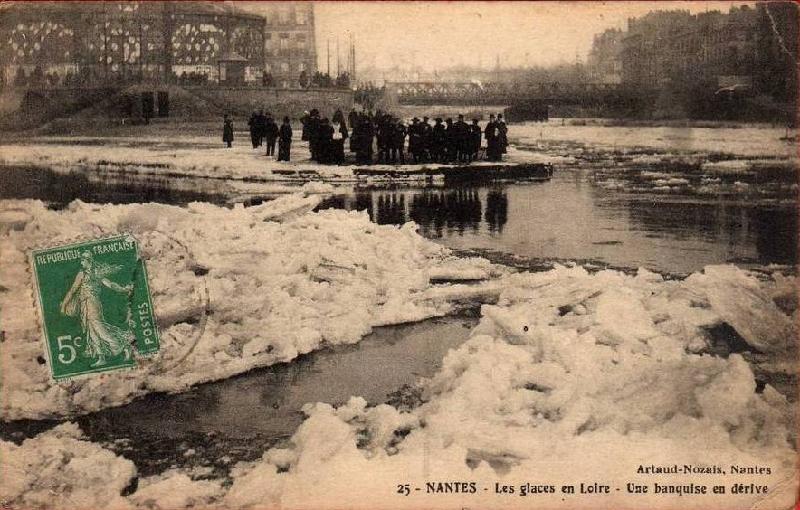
[{"x1": 384, "y1": 81, "x2": 648, "y2": 109}]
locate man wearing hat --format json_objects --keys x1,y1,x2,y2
[
  {"x1": 470, "y1": 119, "x2": 482, "y2": 162},
  {"x1": 454, "y1": 114, "x2": 470, "y2": 163},
  {"x1": 408, "y1": 117, "x2": 422, "y2": 164},
  {"x1": 431, "y1": 118, "x2": 446, "y2": 163}
]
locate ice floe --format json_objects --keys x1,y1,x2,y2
[
  {"x1": 3, "y1": 262, "x2": 795, "y2": 509},
  {"x1": 0, "y1": 194, "x2": 501, "y2": 420}
]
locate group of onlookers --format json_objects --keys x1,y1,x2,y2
[
  {"x1": 300, "y1": 109, "x2": 351, "y2": 165},
  {"x1": 300, "y1": 108, "x2": 509, "y2": 165},
  {"x1": 223, "y1": 112, "x2": 292, "y2": 161},
  {"x1": 247, "y1": 110, "x2": 281, "y2": 156},
  {"x1": 223, "y1": 108, "x2": 509, "y2": 165}
]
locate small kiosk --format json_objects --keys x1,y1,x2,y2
[{"x1": 217, "y1": 52, "x2": 248, "y2": 85}]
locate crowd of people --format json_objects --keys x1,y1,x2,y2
[
  {"x1": 301, "y1": 108, "x2": 509, "y2": 165},
  {"x1": 223, "y1": 108, "x2": 509, "y2": 165},
  {"x1": 225, "y1": 111, "x2": 293, "y2": 160}
]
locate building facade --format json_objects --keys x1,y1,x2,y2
[
  {"x1": 0, "y1": 1, "x2": 317, "y2": 88},
  {"x1": 587, "y1": 28, "x2": 624, "y2": 84},
  {"x1": 260, "y1": 2, "x2": 317, "y2": 88},
  {"x1": 590, "y1": 4, "x2": 797, "y2": 98}
]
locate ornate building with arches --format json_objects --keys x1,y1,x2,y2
[{"x1": 0, "y1": 1, "x2": 317, "y2": 88}]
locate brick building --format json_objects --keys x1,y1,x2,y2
[
  {"x1": 0, "y1": 1, "x2": 317, "y2": 88},
  {"x1": 260, "y1": 3, "x2": 317, "y2": 88}
]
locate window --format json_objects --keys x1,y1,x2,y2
[
  {"x1": 296, "y1": 10, "x2": 307, "y2": 25},
  {"x1": 298, "y1": 62, "x2": 306, "y2": 72},
  {"x1": 279, "y1": 33, "x2": 289, "y2": 50},
  {"x1": 278, "y1": 9, "x2": 290, "y2": 24},
  {"x1": 280, "y1": 62, "x2": 289, "y2": 72}
]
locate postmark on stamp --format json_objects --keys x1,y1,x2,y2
[{"x1": 30, "y1": 234, "x2": 159, "y2": 380}]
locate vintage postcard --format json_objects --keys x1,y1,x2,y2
[{"x1": 0, "y1": 1, "x2": 797, "y2": 509}]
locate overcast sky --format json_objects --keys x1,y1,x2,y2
[{"x1": 308, "y1": 1, "x2": 752, "y2": 71}]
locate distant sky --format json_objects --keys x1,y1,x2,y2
[{"x1": 306, "y1": 1, "x2": 753, "y2": 72}]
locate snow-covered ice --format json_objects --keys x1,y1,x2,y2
[
  {"x1": 2, "y1": 263, "x2": 795, "y2": 509},
  {"x1": 0, "y1": 193, "x2": 502, "y2": 420},
  {"x1": 0, "y1": 140, "x2": 541, "y2": 184},
  {"x1": 513, "y1": 121, "x2": 797, "y2": 159},
  {"x1": 217, "y1": 264, "x2": 797, "y2": 510}
]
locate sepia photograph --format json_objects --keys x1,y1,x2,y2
[{"x1": 0, "y1": 1, "x2": 797, "y2": 509}]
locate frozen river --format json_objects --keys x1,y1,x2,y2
[
  {"x1": 1, "y1": 121, "x2": 796, "y2": 479},
  {"x1": 2, "y1": 121, "x2": 795, "y2": 275}
]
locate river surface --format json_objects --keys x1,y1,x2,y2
[
  {"x1": 1, "y1": 316, "x2": 477, "y2": 476},
  {"x1": 316, "y1": 176, "x2": 796, "y2": 275}
]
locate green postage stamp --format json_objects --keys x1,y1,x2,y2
[{"x1": 31, "y1": 234, "x2": 159, "y2": 380}]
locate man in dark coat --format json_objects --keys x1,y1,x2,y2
[
  {"x1": 300, "y1": 111, "x2": 311, "y2": 142},
  {"x1": 355, "y1": 113, "x2": 374, "y2": 165},
  {"x1": 453, "y1": 114, "x2": 470, "y2": 163},
  {"x1": 264, "y1": 115, "x2": 279, "y2": 157},
  {"x1": 255, "y1": 109, "x2": 267, "y2": 147},
  {"x1": 331, "y1": 117, "x2": 348, "y2": 165},
  {"x1": 390, "y1": 118, "x2": 406, "y2": 164},
  {"x1": 497, "y1": 113, "x2": 508, "y2": 154},
  {"x1": 421, "y1": 116, "x2": 432, "y2": 162},
  {"x1": 443, "y1": 118, "x2": 456, "y2": 163},
  {"x1": 247, "y1": 111, "x2": 259, "y2": 149},
  {"x1": 376, "y1": 113, "x2": 391, "y2": 163},
  {"x1": 222, "y1": 114, "x2": 234, "y2": 148},
  {"x1": 470, "y1": 119, "x2": 482, "y2": 161},
  {"x1": 409, "y1": 118, "x2": 423, "y2": 164},
  {"x1": 317, "y1": 118, "x2": 334, "y2": 164},
  {"x1": 347, "y1": 108, "x2": 359, "y2": 145},
  {"x1": 431, "y1": 118, "x2": 446, "y2": 163},
  {"x1": 278, "y1": 116, "x2": 292, "y2": 161},
  {"x1": 485, "y1": 114, "x2": 500, "y2": 161},
  {"x1": 307, "y1": 109, "x2": 321, "y2": 161}
]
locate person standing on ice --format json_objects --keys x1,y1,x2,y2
[
  {"x1": 222, "y1": 114, "x2": 234, "y2": 148},
  {"x1": 431, "y1": 118, "x2": 446, "y2": 162},
  {"x1": 248, "y1": 111, "x2": 260, "y2": 149},
  {"x1": 391, "y1": 118, "x2": 407, "y2": 164},
  {"x1": 421, "y1": 116, "x2": 432, "y2": 162},
  {"x1": 348, "y1": 108, "x2": 358, "y2": 151},
  {"x1": 485, "y1": 114, "x2": 499, "y2": 161},
  {"x1": 497, "y1": 113, "x2": 508, "y2": 155},
  {"x1": 331, "y1": 117, "x2": 348, "y2": 165},
  {"x1": 264, "y1": 114, "x2": 279, "y2": 157},
  {"x1": 454, "y1": 114, "x2": 470, "y2": 163},
  {"x1": 300, "y1": 110, "x2": 310, "y2": 143},
  {"x1": 307, "y1": 109, "x2": 321, "y2": 161},
  {"x1": 278, "y1": 116, "x2": 292, "y2": 162},
  {"x1": 470, "y1": 118, "x2": 482, "y2": 161}
]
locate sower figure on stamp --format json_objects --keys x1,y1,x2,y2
[{"x1": 59, "y1": 251, "x2": 133, "y2": 368}]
